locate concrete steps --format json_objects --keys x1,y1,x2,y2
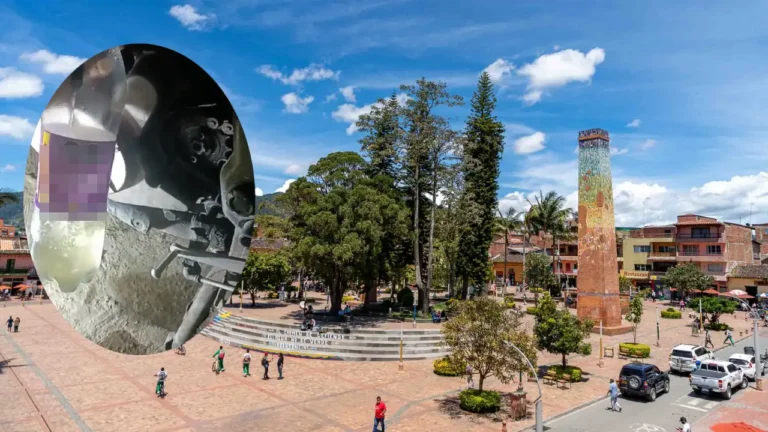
[{"x1": 200, "y1": 312, "x2": 450, "y2": 361}]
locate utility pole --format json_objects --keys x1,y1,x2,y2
[{"x1": 755, "y1": 316, "x2": 763, "y2": 391}]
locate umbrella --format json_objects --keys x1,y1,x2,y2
[
  {"x1": 729, "y1": 290, "x2": 748, "y2": 296},
  {"x1": 759, "y1": 293, "x2": 768, "y2": 298},
  {"x1": 702, "y1": 289, "x2": 720, "y2": 295},
  {"x1": 710, "y1": 422, "x2": 766, "y2": 432},
  {"x1": 15, "y1": 284, "x2": 29, "y2": 291},
  {"x1": 0, "y1": 285, "x2": 10, "y2": 291}
]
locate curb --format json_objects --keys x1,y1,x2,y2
[{"x1": 511, "y1": 331, "x2": 760, "y2": 432}]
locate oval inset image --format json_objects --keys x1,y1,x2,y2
[{"x1": 23, "y1": 44, "x2": 255, "y2": 355}]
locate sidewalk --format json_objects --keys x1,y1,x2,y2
[{"x1": 693, "y1": 387, "x2": 768, "y2": 431}]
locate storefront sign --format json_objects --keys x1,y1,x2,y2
[{"x1": 624, "y1": 271, "x2": 649, "y2": 279}]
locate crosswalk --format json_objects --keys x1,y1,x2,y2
[{"x1": 673, "y1": 397, "x2": 721, "y2": 413}]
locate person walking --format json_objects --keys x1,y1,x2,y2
[
  {"x1": 723, "y1": 328, "x2": 735, "y2": 346},
  {"x1": 277, "y1": 353, "x2": 284, "y2": 380},
  {"x1": 372, "y1": 396, "x2": 387, "y2": 432},
  {"x1": 676, "y1": 416, "x2": 691, "y2": 432},
  {"x1": 13, "y1": 316, "x2": 20, "y2": 333},
  {"x1": 154, "y1": 367, "x2": 167, "y2": 397},
  {"x1": 261, "y1": 352, "x2": 271, "y2": 380},
  {"x1": 704, "y1": 329, "x2": 714, "y2": 348},
  {"x1": 242, "y1": 349, "x2": 252, "y2": 377},
  {"x1": 465, "y1": 365, "x2": 474, "y2": 389},
  {"x1": 607, "y1": 379, "x2": 622, "y2": 412},
  {"x1": 6, "y1": 316, "x2": 12, "y2": 333},
  {"x1": 212, "y1": 346, "x2": 226, "y2": 373}
]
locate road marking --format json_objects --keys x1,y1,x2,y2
[
  {"x1": 674, "y1": 403, "x2": 708, "y2": 412},
  {"x1": 688, "y1": 399, "x2": 701, "y2": 406},
  {"x1": 630, "y1": 423, "x2": 668, "y2": 432},
  {"x1": 704, "y1": 401, "x2": 719, "y2": 409}
]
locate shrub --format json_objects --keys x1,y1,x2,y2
[
  {"x1": 548, "y1": 365, "x2": 583, "y2": 382},
  {"x1": 660, "y1": 310, "x2": 682, "y2": 319},
  {"x1": 446, "y1": 298, "x2": 460, "y2": 313},
  {"x1": 267, "y1": 292, "x2": 279, "y2": 299},
  {"x1": 666, "y1": 307, "x2": 676, "y2": 312},
  {"x1": 704, "y1": 322, "x2": 732, "y2": 331},
  {"x1": 433, "y1": 356, "x2": 465, "y2": 377},
  {"x1": 396, "y1": 288, "x2": 415, "y2": 308},
  {"x1": 341, "y1": 296, "x2": 356, "y2": 303},
  {"x1": 459, "y1": 389, "x2": 501, "y2": 413},
  {"x1": 503, "y1": 297, "x2": 515, "y2": 309},
  {"x1": 619, "y1": 342, "x2": 651, "y2": 358},
  {"x1": 526, "y1": 307, "x2": 539, "y2": 315}
]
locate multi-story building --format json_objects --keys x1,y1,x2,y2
[
  {"x1": 622, "y1": 225, "x2": 677, "y2": 290},
  {"x1": 753, "y1": 222, "x2": 768, "y2": 264}
]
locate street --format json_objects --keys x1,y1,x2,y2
[{"x1": 545, "y1": 328, "x2": 767, "y2": 432}]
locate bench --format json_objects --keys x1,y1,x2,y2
[
  {"x1": 604, "y1": 347, "x2": 615, "y2": 358},
  {"x1": 542, "y1": 370, "x2": 558, "y2": 385},
  {"x1": 618, "y1": 347, "x2": 644, "y2": 361},
  {"x1": 557, "y1": 374, "x2": 573, "y2": 389}
]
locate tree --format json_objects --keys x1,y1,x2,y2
[
  {"x1": 533, "y1": 293, "x2": 594, "y2": 367},
  {"x1": 525, "y1": 252, "x2": 556, "y2": 305},
  {"x1": 527, "y1": 191, "x2": 573, "y2": 288},
  {"x1": 0, "y1": 188, "x2": 18, "y2": 208},
  {"x1": 618, "y1": 275, "x2": 633, "y2": 294},
  {"x1": 662, "y1": 263, "x2": 714, "y2": 298},
  {"x1": 442, "y1": 297, "x2": 537, "y2": 392},
  {"x1": 242, "y1": 251, "x2": 292, "y2": 305},
  {"x1": 691, "y1": 297, "x2": 738, "y2": 325},
  {"x1": 495, "y1": 207, "x2": 524, "y2": 296},
  {"x1": 625, "y1": 294, "x2": 644, "y2": 344},
  {"x1": 457, "y1": 72, "x2": 505, "y2": 299}
]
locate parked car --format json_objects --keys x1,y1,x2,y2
[
  {"x1": 618, "y1": 363, "x2": 670, "y2": 402},
  {"x1": 689, "y1": 360, "x2": 748, "y2": 399},
  {"x1": 728, "y1": 353, "x2": 765, "y2": 381},
  {"x1": 669, "y1": 344, "x2": 714, "y2": 374}
]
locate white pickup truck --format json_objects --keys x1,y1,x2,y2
[{"x1": 689, "y1": 360, "x2": 748, "y2": 399}]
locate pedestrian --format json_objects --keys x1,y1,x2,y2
[
  {"x1": 465, "y1": 365, "x2": 474, "y2": 389},
  {"x1": 522, "y1": 292, "x2": 527, "y2": 305},
  {"x1": 680, "y1": 299, "x2": 685, "y2": 311},
  {"x1": 212, "y1": 346, "x2": 225, "y2": 373},
  {"x1": 154, "y1": 367, "x2": 167, "y2": 397},
  {"x1": 373, "y1": 396, "x2": 387, "y2": 432},
  {"x1": 13, "y1": 316, "x2": 20, "y2": 333},
  {"x1": 607, "y1": 378, "x2": 622, "y2": 412},
  {"x1": 723, "y1": 328, "x2": 735, "y2": 346},
  {"x1": 277, "y1": 353, "x2": 284, "y2": 380},
  {"x1": 704, "y1": 329, "x2": 714, "y2": 348},
  {"x1": 261, "y1": 352, "x2": 270, "y2": 379},
  {"x1": 242, "y1": 349, "x2": 252, "y2": 377},
  {"x1": 676, "y1": 416, "x2": 691, "y2": 432},
  {"x1": 6, "y1": 316, "x2": 12, "y2": 333}
]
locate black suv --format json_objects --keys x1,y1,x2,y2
[{"x1": 618, "y1": 363, "x2": 670, "y2": 401}]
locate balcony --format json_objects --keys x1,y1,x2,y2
[
  {"x1": 0, "y1": 268, "x2": 32, "y2": 275},
  {"x1": 676, "y1": 233, "x2": 722, "y2": 242},
  {"x1": 647, "y1": 251, "x2": 677, "y2": 260}
]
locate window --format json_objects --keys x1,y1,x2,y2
[
  {"x1": 634, "y1": 264, "x2": 651, "y2": 271},
  {"x1": 633, "y1": 245, "x2": 650, "y2": 253},
  {"x1": 692, "y1": 227, "x2": 710, "y2": 238},
  {"x1": 727, "y1": 364, "x2": 737, "y2": 373},
  {"x1": 664, "y1": 229, "x2": 672, "y2": 235},
  {"x1": 707, "y1": 263, "x2": 724, "y2": 272},
  {"x1": 707, "y1": 245, "x2": 722, "y2": 255},
  {"x1": 658, "y1": 246, "x2": 676, "y2": 253},
  {"x1": 764, "y1": 228, "x2": 768, "y2": 235},
  {"x1": 683, "y1": 245, "x2": 698, "y2": 256},
  {"x1": 5, "y1": 259, "x2": 14, "y2": 272},
  {"x1": 573, "y1": 264, "x2": 578, "y2": 270},
  {"x1": 695, "y1": 348, "x2": 706, "y2": 356}
]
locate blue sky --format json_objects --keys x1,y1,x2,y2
[{"x1": 2, "y1": 0, "x2": 768, "y2": 226}]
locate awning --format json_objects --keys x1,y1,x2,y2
[{"x1": 702, "y1": 289, "x2": 720, "y2": 295}]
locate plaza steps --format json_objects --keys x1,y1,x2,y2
[{"x1": 200, "y1": 312, "x2": 450, "y2": 361}]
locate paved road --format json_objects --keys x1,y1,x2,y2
[{"x1": 545, "y1": 329, "x2": 767, "y2": 432}]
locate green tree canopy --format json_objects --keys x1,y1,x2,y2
[
  {"x1": 533, "y1": 293, "x2": 594, "y2": 367},
  {"x1": 525, "y1": 253, "x2": 556, "y2": 292},
  {"x1": 625, "y1": 294, "x2": 644, "y2": 344},
  {"x1": 242, "y1": 251, "x2": 292, "y2": 305},
  {"x1": 690, "y1": 297, "x2": 738, "y2": 325},
  {"x1": 442, "y1": 297, "x2": 537, "y2": 392},
  {"x1": 662, "y1": 263, "x2": 714, "y2": 297}
]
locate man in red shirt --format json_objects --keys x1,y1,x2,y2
[{"x1": 373, "y1": 396, "x2": 387, "y2": 431}]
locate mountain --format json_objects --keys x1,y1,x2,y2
[
  {"x1": 0, "y1": 192, "x2": 24, "y2": 233},
  {"x1": 255, "y1": 192, "x2": 287, "y2": 217}
]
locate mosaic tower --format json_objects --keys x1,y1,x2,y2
[{"x1": 576, "y1": 128, "x2": 622, "y2": 328}]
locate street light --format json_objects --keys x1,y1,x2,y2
[{"x1": 503, "y1": 341, "x2": 543, "y2": 432}]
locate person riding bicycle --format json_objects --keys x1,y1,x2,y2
[
  {"x1": 154, "y1": 367, "x2": 167, "y2": 397},
  {"x1": 175, "y1": 344, "x2": 186, "y2": 355}
]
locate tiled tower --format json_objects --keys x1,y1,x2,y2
[{"x1": 576, "y1": 128, "x2": 623, "y2": 328}]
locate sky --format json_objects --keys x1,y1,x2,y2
[{"x1": 2, "y1": 0, "x2": 768, "y2": 227}]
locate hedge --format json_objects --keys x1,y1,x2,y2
[
  {"x1": 660, "y1": 310, "x2": 682, "y2": 319},
  {"x1": 459, "y1": 389, "x2": 501, "y2": 413},
  {"x1": 548, "y1": 365, "x2": 583, "y2": 382},
  {"x1": 526, "y1": 307, "x2": 539, "y2": 315},
  {"x1": 619, "y1": 342, "x2": 651, "y2": 358},
  {"x1": 704, "y1": 322, "x2": 732, "y2": 331},
  {"x1": 433, "y1": 356, "x2": 465, "y2": 377},
  {"x1": 341, "y1": 296, "x2": 356, "y2": 303}
]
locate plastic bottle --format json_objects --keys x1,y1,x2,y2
[{"x1": 29, "y1": 47, "x2": 126, "y2": 294}]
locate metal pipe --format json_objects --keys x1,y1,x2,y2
[{"x1": 504, "y1": 341, "x2": 543, "y2": 432}]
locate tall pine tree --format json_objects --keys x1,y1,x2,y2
[{"x1": 457, "y1": 72, "x2": 505, "y2": 298}]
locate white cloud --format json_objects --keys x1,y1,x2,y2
[
  {"x1": 169, "y1": 4, "x2": 215, "y2": 31},
  {"x1": 498, "y1": 191, "x2": 533, "y2": 214},
  {"x1": 276, "y1": 179, "x2": 296, "y2": 193},
  {"x1": 284, "y1": 163, "x2": 303, "y2": 175},
  {"x1": 0, "y1": 115, "x2": 35, "y2": 139},
  {"x1": 483, "y1": 58, "x2": 514, "y2": 85},
  {"x1": 339, "y1": 86, "x2": 356, "y2": 103},
  {"x1": 281, "y1": 92, "x2": 314, "y2": 114},
  {"x1": 332, "y1": 93, "x2": 408, "y2": 135},
  {"x1": 324, "y1": 93, "x2": 337, "y2": 103},
  {"x1": 611, "y1": 147, "x2": 629, "y2": 156},
  {"x1": 19, "y1": 50, "x2": 85, "y2": 75},
  {"x1": 257, "y1": 64, "x2": 340, "y2": 85},
  {"x1": 513, "y1": 132, "x2": 546, "y2": 154},
  {"x1": 0, "y1": 68, "x2": 44, "y2": 98},
  {"x1": 626, "y1": 119, "x2": 641, "y2": 128},
  {"x1": 553, "y1": 45, "x2": 561, "y2": 51},
  {"x1": 255, "y1": 187, "x2": 264, "y2": 197},
  {"x1": 505, "y1": 123, "x2": 536, "y2": 136},
  {"x1": 517, "y1": 48, "x2": 605, "y2": 105},
  {"x1": 0, "y1": 164, "x2": 16, "y2": 173},
  {"x1": 641, "y1": 139, "x2": 656, "y2": 150}
]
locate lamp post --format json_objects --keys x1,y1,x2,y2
[
  {"x1": 504, "y1": 341, "x2": 543, "y2": 432},
  {"x1": 656, "y1": 306, "x2": 660, "y2": 347},
  {"x1": 753, "y1": 310, "x2": 763, "y2": 391}
]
